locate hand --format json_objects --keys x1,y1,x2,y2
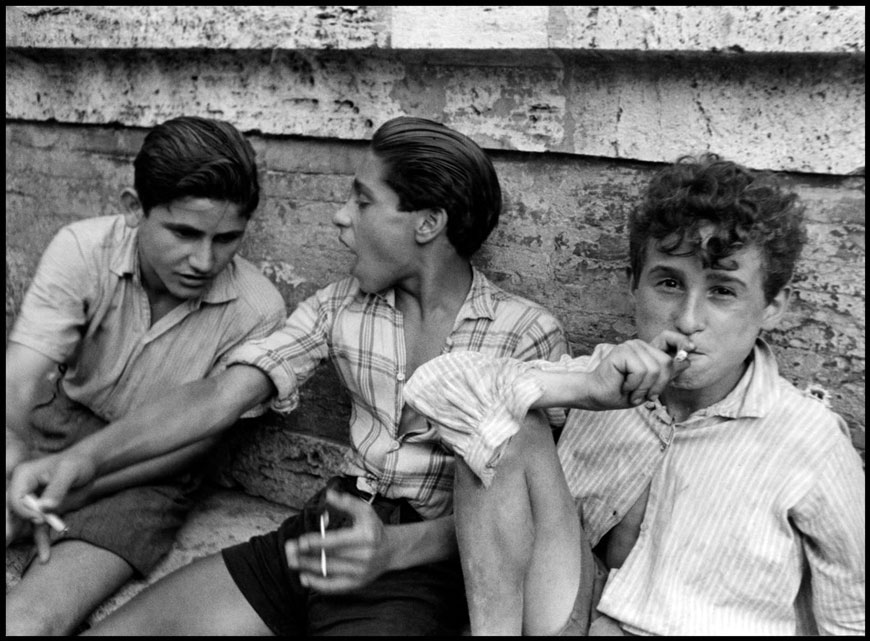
[
  {"x1": 6, "y1": 433, "x2": 30, "y2": 480},
  {"x1": 584, "y1": 331, "x2": 693, "y2": 409},
  {"x1": 9, "y1": 450, "x2": 96, "y2": 529},
  {"x1": 285, "y1": 489, "x2": 391, "y2": 594}
]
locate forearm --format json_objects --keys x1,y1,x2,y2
[
  {"x1": 71, "y1": 436, "x2": 219, "y2": 508},
  {"x1": 64, "y1": 365, "x2": 274, "y2": 478},
  {"x1": 528, "y1": 370, "x2": 595, "y2": 410},
  {"x1": 384, "y1": 514, "x2": 458, "y2": 571}
]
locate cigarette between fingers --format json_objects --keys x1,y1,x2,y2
[
  {"x1": 319, "y1": 512, "x2": 328, "y2": 578},
  {"x1": 21, "y1": 494, "x2": 68, "y2": 534},
  {"x1": 674, "y1": 349, "x2": 689, "y2": 363}
]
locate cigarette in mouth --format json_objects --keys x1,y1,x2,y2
[
  {"x1": 21, "y1": 494, "x2": 68, "y2": 534},
  {"x1": 674, "y1": 349, "x2": 689, "y2": 363},
  {"x1": 319, "y1": 511, "x2": 328, "y2": 578}
]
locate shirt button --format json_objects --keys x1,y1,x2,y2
[{"x1": 396, "y1": 372, "x2": 405, "y2": 382}]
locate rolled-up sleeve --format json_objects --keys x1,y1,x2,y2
[
  {"x1": 405, "y1": 351, "x2": 579, "y2": 486},
  {"x1": 226, "y1": 292, "x2": 331, "y2": 414}
]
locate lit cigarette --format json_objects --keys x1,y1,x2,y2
[
  {"x1": 319, "y1": 511, "x2": 328, "y2": 578},
  {"x1": 674, "y1": 349, "x2": 689, "y2": 363},
  {"x1": 21, "y1": 494, "x2": 68, "y2": 534}
]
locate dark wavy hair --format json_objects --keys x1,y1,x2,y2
[
  {"x1": 629, "y1": 153, "x2": 807, "y2": 302},
  {"x1": 370, "y1": 116, "x2": 502, "y2": 258},
  {"x1": 134, "y1": 116, "x2": 259, "y2": 218}
]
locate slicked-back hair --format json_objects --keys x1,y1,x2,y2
[
  {"x1": 629, "y1": 153, "x2": 807, "y2": 302},
  {"x1": 134, "y1": 116, "x2": 259, "y2": 218},
  {"x1": 371, "y1": 116, "x2": 502, "y2": 258}
]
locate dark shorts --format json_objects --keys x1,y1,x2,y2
[
  {"x1": 25, "y1": 377, "x2": 201, "y2": 576},
  {"x1": 222, "y1": 476, "x2": 469, "y2": 636}
]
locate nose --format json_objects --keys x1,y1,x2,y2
[
  {"x1": 673, "y1": 291, "x2": 706, "y2": 335},
  {"x1": 332, "y1": 199, "x2": 352, "y2": 228},
  {"x1": 189, "y1": 240, "x2": 215, "y2": 274}
]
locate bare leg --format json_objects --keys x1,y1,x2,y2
[
  {"x1": 454, "y1": 410, "x2": 582, "y2": 635},
  {"x1": 84, "y1": 552, "x2": 273, "y2": 636},
  {"x1": 6, "y1": 540, "x2": 134, "y2": 636}
]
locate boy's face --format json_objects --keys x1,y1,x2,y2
[
  {"x1": 333, "y1": 151, "x2": 419, "y2": 293},
  {"x1": 133, "y1": 197, "x2": 248, "y2": 301},
  {"x1": 631, "y1": 230, "x2": 787, "y2": 409}
]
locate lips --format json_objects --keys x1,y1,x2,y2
[{"x1": 177, "y1": 273, "x2": 210, "y2": 287}]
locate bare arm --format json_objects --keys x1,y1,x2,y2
[
  {"x1": 9, "y1": 364, "x2": 275, "y2": 516},
  {"x1": 5, "y1": 342, "x2": 60, "y2": 474},
  {"x1": 530, "y1": 331, "x2": 694, "y2": 411}
]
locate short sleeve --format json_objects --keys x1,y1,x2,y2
[{"x1": 9, "y1": 226, "x2": 94, "y2": 363}]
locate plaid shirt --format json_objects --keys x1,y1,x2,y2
[{"x1": 227, "y1": 267, "x2": 568, "y2": 518}]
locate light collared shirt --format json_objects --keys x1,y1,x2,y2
[
  {"x1": 557, "y1": 340, "x2": 865, "y2": 636},
  {"x1": 226, "y1": 267, "x2": 568, "y2": 518},
  {"x1": 10, "y1": 215, "x2": 286, "y2": 421},
  {"x1": 404, "y1": 340, "x2": 864, "y2": 635}
]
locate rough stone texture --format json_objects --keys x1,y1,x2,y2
[
  {"x1": 6, "y1": 486, "x2": 296, "y2": 625},
  {"x1": 6, "y1": 48, "x2": 864, "y2": 174},
  {"x1": 6, "y1": 123, "x2": 866, "y2": 476},
  {"x1": 6, "y1": 6, "x2": 864, "y2": 54}
]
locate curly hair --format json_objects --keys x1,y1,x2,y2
[
  {"x1": 134, "y1": 116, "x2": 260, "y2": 218},
  {"x1": 371, "y1": 116, "x2": 501, "y2": 258},
  {"x1": 629, "y1": 153, "x2": 807, "y2": 302}
]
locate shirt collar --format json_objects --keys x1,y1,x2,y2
[
  {"x1": 109, "y1": 224, "x2": 239, "y2": 305},
  {"x1": 685, "y1": 338, "x2": 780, "y2": 421},
  {"x1": 367, "y1": 266, "x2": 496, "y2": 321}
]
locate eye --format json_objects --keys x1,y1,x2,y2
[
  {"x1": 656, "y1": 278, "x2": 681, "y2": 290},
  {"x1": 214, "y1": 233, "x2": 243, "y2": 244},
  {"x1": 171, "y1": 229, "x2": 197, "y2": 239},
  {"x1": 710, "y1": 286, "x2": 736, "y2": 298}
]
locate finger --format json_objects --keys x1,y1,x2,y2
[
  {"x1": 38, "y1": 459, "x2": 89, "y2": 511},
  {"x1": 298, "y1": 571, "x2": 360, "y2": 594},
  {"x1": 619, "y1": 341, "x2": 666, "y2": 404},
  {"x1": 649, "y1": 331, "x2": 695, "y2": 359},
  {"x1": 34, "y1": 524, "x2": 52, "y2": 564}
]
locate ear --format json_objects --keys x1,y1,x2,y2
[
  {"x1": 414, "y1": 207, "x2": 448, "y2": 246},
  {"x1": 760, "y1": 286, "x2": 791, "y2": 331},
  {"x1": 626, "y1": 266, "x2": 638, "y2": 304},
  {"x1": 120, "y1": 188, "x2": 145, "y2": 228}
]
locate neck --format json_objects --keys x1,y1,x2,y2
[{"x1": 395, "y1": 256, "x2": 473, "y2": 321}]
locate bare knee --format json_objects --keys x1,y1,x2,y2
[{"x1": 6, "y1": 591, "x2": 71, "y2": 636}]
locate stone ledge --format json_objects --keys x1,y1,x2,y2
[
  {"x1": 5, "y1": 6, "x2": 864, "y2": 54},
  {"x1": 5, "y1": 485, "x2": 297, "y2": 628}
]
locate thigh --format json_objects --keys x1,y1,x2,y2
[
  {"x1": 6, "y1": 539, "x2": 135, "y2": 636},
  {"x1": 85, "y1": 552, "x2": 273, "y2": 636}
]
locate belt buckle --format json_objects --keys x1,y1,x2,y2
[{"x1": 355, "y1": 476, "x2": 378, "y2": 504}]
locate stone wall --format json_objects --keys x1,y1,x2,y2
[{"x1": 6, "y1": 6, "x2": 865, "y2": 505}]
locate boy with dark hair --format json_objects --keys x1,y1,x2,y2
[
  {"x1": 405, "y1": 153, "x2": 865, "y2": 635},
  {"x1": 5, "y1": 116, "x2": 286, "y2": 635},
  {"x1": 10, "y1": 116, "x2": 569, "y2": 635}
]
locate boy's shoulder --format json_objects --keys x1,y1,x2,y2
[
  {"x1": 222, "y1": 256, "x2": 286, "y2": 316},
  {"x1": 475, "y1": 270, "x2": 563, "y2": 329},
  {"x1": 768, "y1": 371, "x2": 851, "y2": 445}
]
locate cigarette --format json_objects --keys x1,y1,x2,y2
[
  {"x1": 674, "y1": 349, "x2": 689, "y2": 363},
  {"x1": 21, "y1": 494, "x2": 68, "y2": 534},
  {"x1": 319, "y1": 511, "x2": 328, "y2": 578}
]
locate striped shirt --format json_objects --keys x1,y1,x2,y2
[
  {"x1": 558, "y1": 340, "x2": 865, "y2": 635},
  {"x1": 404, "y1": 340, "x2": 865, "y2": 634},
  {"x1": 9, "y1": 215, "x2": 287, "y2": 421},
  {"x1": 226, "y1": 267, "x2": 568, "y2": 519}
]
